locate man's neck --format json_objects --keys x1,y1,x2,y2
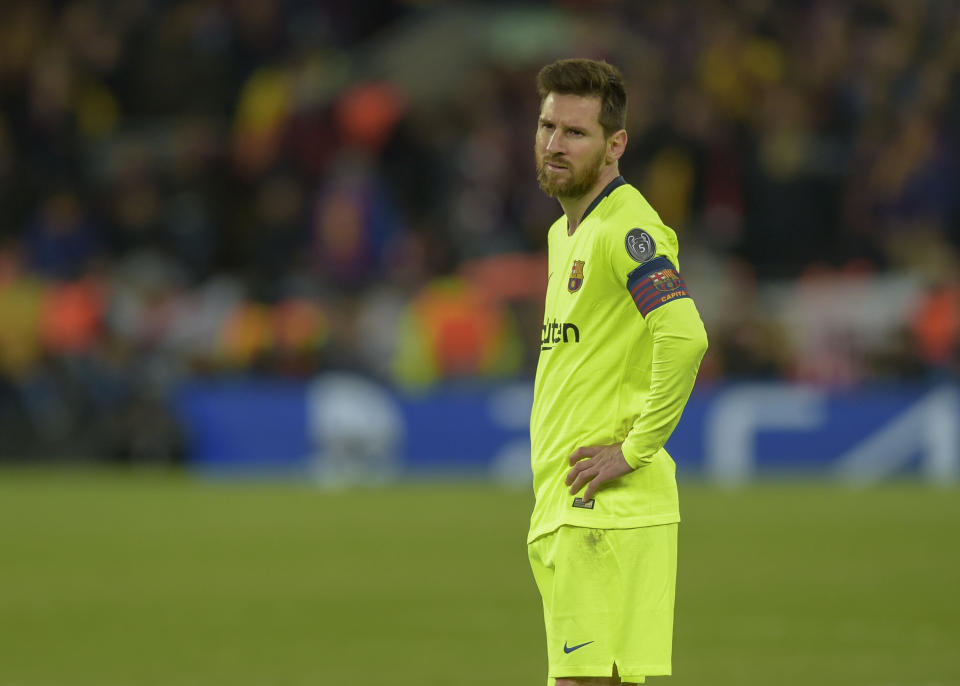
[{"x1": 559, "y1": 166, "x2": 621, "y2": 235}]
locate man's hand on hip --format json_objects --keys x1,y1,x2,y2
[{"x1": 565, "y1": 442, "x2": 635, "y2": 501}]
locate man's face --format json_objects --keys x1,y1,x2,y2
[{"x1": 535, "y1": 93, "x2": 609, "y2": 199}]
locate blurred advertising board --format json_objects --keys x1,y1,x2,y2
[{"x1": 175, "y1": 375, "x2": 959, "y2": 486}]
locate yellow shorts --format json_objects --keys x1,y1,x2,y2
[{"x1": 527, "y1": 523, "x2": 678, "y2": 685}]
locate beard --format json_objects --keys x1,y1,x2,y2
[{"x1": 535, "y1": 144, "x2": 607, "y2": 199}]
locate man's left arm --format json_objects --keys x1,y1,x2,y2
[
  {"x1": 567, "y1": 254, "x2": 708, "y2": 497},
  {"x1": 620, "y1": 295, "x2": 708, "y2": 468}
]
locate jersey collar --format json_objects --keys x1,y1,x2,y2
[{"x1": 572, "y1": 175, "x2": 627, "y2": 229}]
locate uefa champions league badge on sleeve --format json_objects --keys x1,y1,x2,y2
[{"x1": 625, "y1": 228, "x2": 656, "y2": 263}]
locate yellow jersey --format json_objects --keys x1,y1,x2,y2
[{"x1": 528, "y1": 177, "x2": 708, "y2": 543}]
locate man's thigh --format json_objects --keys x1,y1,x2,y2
[{"x1": 528, "y1": 524, "x2": 677, "y2": 685}]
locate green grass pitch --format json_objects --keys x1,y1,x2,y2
[{"x1": 1, "y1": 469, "x2": 958, "y2": 686}]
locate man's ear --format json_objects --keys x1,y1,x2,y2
[{"x1": 606, "y1": 129, "x2": 627, "y2": 163}]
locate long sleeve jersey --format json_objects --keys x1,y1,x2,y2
[{"x1": 528, "y1": 177, "x2": 708, "y2": 543}]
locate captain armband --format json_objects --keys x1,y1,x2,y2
[{"x1": 625, "y1": 256, "x2": 691, "y2": 317}]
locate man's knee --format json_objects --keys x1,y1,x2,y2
[{"x1": 555, "y1": 667, "x2": 639, "y2": 685}]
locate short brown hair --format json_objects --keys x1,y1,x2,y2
[{"x1": 537, "y1": 58, "x2": 627, "y2": 138}]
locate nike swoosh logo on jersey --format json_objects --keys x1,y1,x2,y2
[{"x1": 563, "y1": 640, "x2": 594, "y2": 654}]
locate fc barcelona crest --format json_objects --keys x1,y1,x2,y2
[
  {"x1": 568, "y1": 260, "x2": 585, "y2": 292},
  {"x1": 650, "y1": 268, "x2": 681, "y2": 292}
]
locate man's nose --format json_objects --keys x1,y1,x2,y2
[{"x1": 545, "y1": 130, "x2": 564, "y2": 153}]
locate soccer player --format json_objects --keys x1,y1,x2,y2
[{"x1": 527, "y1": 58, "x2": 708, "y2": 685}]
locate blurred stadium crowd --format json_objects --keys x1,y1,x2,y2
[{"x1": 1, "y1": 0, "x2": 959, "y2": 461}]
